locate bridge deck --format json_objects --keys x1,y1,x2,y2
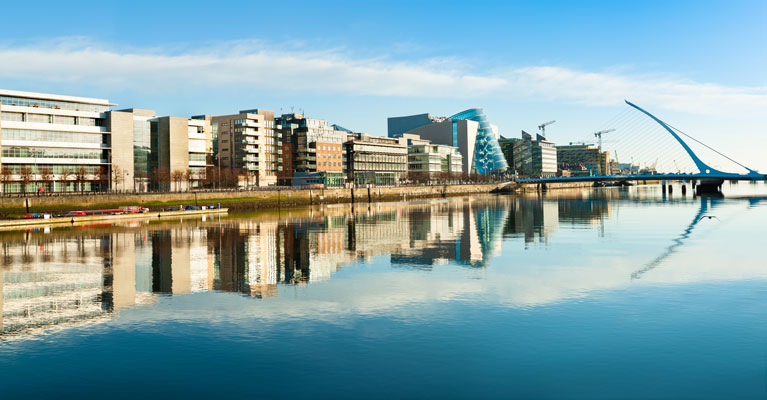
[{"x1": 516, "y1": 173, "x2": 767, "y2": 184}]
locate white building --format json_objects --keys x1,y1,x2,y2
[{"x1": 0, "y1": 89, "x2": 113, "y2": 193}]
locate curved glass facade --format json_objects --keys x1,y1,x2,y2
[{"x1": 447, "y1": 108, "x2": 508, "y2": 174}]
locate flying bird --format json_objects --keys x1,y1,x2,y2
[{"x1": 698, "y1": 215, "x2": 720, "y2": 222}]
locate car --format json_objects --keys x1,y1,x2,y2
[
  {"x1": 186, "y1": 205, "x2": 201, "y2": 210},
  {"x1": 24, "y1": 213, "x2": 41, "y2": 219}
]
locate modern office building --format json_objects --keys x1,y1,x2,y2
[
  {"x1": 344, "y1": 133, "x2": 408, "y2": 186},
  {"x1": 277, "y1": 113, "x2": 346, "y2": 187},
  {"x1": 556, "y1": 144, "x2": 611, "y2": 176},
  {"x1": 0, "y1": 89, "x2": 113, "y2": 193},
  {"x1": 107, "y1": 109, "x2": 213, "y2": 191},
  {"x1": 212, "y1": 109, "x2": 280, "y2": 187},
  {"x1": 505, "y1": 131, "x2": 557, "y2": 178},
  {"x1": 387, "y1": 108, "x2": 508, "y2": 175},
  {"x1": 402, "y1": 134, "x2": 463, "y2": 177}
]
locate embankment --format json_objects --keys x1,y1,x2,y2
[{"x1": 0, "y1": 184, "x2": 502, "y2": 216}]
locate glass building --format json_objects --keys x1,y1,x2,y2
[
  {"x1": 445, "y1": 108, "x2": 508, "y2": 174},
  {"x1": 387, "y1": 108, "x2": 508, "y2": 175}
]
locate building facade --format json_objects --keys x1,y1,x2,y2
[
  {"x1": 212, "y1": 110, "x2": 280, "y2": 187},
  {"x1": 556, "y1": 144, "x2": 611, "y2": 176},
  {"x1": 107, "y1": 109, "x2": 213, "y2": 192},
  {"x1": 0, "y1": 89, "x2": 113, "y2": 193},
  {"x1": 506, "y1": 131, "x2": 557, "y2": 178},
  {"x1": 345, "y1": 133, "x2": 408, "y2": 186},
  {"x1": 278, "y1": 114, "x2": 346, "y2": 187},
  {"x1": 402, "y1": 134, "x2": 463, "y2": 177},
  {"x1": 388, "y1": 108, "x2": 507, "y2": 175}
]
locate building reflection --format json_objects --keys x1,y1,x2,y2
[
  {"x1": 0, "y1": 194, "x2": 616, "y2": 338},
  {"x1": 504, "y1": 190, "x2": 613, "y2": 245}
]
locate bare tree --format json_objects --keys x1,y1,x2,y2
[
  {"x1": 62, "y1": 168, "x2": 76, "y2": 193},
  {"x1": 74, "y1": 166, "x2": 88, "y2": 193},
  {"x1": 97, "y1": 166, "x2": 110, "y2": 192},
  {"x1": 134, "y1": 167, "x2": 147, "y2": 192},
  {"x1": 205, "y1": 166, "x2": 219, "y2": 189},
  {"x1": 40, "y1": 167, "x2": 55, "y2": 193},
  {"x1": 19, "y1": 166, "x2": 33, "y2": 195},
  {"x1": 171, "y1": 169, "x2": 184, "y2": 192},
  {"x1": 153, "y1": 167, "x2": 170, "y2": 192},
  {"x1": 184, "y1": 168, "x2": 194, "y2": 191},
  {"x1": 111, "y1": 164, "x2": 124, "y2": 192},
  {"x1": 0, "y1": 166, "x2": 12, "y2": 194}
]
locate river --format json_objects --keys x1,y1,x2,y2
[{"x1": 1, "y1": 183, "x2": 766, "y2": 399}]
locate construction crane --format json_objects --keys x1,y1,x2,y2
[
  {"x1": 593, "y1": 129, "x2": 615, "y2": 151},
  {"x1": 538, "y1": 120, "x2": 556, "y2": 138}
]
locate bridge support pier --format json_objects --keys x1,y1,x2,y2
[
  {"x1": 681, "y1": 184, "x2": 687, "y2": 195},
  {"x1": 668, "y1": 184, "x2": 673, "y2": 194},
  {"x1": 696, "y1": 179, "x2": 724, "y2": 195},
  {"x1": 661, "y1": 181, "x2": 667, "y2": 194}
]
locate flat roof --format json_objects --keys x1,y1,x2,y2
[{"x1": 0, "y1": 89, "x2": 115, "y2": 106}]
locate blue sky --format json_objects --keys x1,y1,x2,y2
[{"x1": 1, "y1": 0, "x2": 765, "y2": 170}]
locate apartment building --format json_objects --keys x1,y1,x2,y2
[
  {"x1": 0, "y1": 89, "x2": 113, "y2": 193},
  {"x1": 212, "y1": 109, "x2": 279, "y2": 187},
  {"x1": 278, "y1": 113, "x2": 346, "y2": 187}
]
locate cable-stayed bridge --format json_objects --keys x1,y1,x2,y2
[{"x1": 516, "y1": 100, "x2": 766, "y2": 193}]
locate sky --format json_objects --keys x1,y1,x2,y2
[{"x1": 0, "y1": 0, "x2": 765, "y2": 170}]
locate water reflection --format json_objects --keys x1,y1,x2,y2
[{"x1": 1, "y1": 185, "x2": 766, "y2": 338}]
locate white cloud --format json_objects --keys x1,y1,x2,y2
[{"x1": 0, "y1": 39, "x2": 766, "y2": 117}]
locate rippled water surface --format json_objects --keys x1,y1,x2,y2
[{"x1": 1, "y1": 184, "x2": 766, "y2": 399}]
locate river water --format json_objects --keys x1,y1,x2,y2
[{"x1": 1, "y1": 183, "x2": 766, "y2": 399}]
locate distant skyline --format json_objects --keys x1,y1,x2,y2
[{"x1": 1, "y1": 0, "x2": 765, "y2": 170}]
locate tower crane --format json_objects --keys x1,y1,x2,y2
[
  {"x1": 538, "y1": 120, "x2": 556, "y2": 138},
  {"x1": 593, "y1": 129, "x2": 615, "y2": 151}
]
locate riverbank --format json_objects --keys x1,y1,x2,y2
[
  {"x1": 0, "y1": 208, "x2": 228, "y2": 230},
  {"x1": 0, "y1": 184, "x2": 502, "y2": 217}
]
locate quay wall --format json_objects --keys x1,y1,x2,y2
[
  {"x1": 0, "y1": 184, "x2": 502, "y2": 215},
  {"x1": 517, "y1": 181, "x2": 595, "y2": 192}
]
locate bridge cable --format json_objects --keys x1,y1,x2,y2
[{"x1": 666, "y1": 123, "x2": 755, "y2": 173}]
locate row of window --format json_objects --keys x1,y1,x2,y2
[
  {"x1": 0, "y1": 164, "x2": 103, "y2": 175},
  {"x1": 1, "y1": 128, "x2": 106, "y2": 145},
  {"x1": 188, "y1": 153, "x2": 207, "y2": 162},
  {"x1": 1, "y1": 146, "x2": 105, "y2": 160},
  {"x1": 1, "y1": 112, "x2": 101, "y2": 126},
  {"x1": 350, "y1": 163, "x2": 407, "y2": 171},
  {"x1": 0, "y1": 96, "x2": 109, "y2": 113}
]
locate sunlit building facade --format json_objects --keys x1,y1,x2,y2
[
  {"x1": 387, "y1": 108, "x2": 508, "y2": 175},
  {"x1": 0, "y1": 89, "x2": 113, "y2": 193},
  {"x1": 213, "y1": 109, "x2": 280, "y2": 187}
]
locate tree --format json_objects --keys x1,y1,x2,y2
[
  {"x1": 63, "y1": 168, "x2": 76, "y2": 193},
  {"x1": 112, "y1": 164, "x2": 124, "y2": 192},
  {"x1": 75, "y1": 166, "x2": 88, "y2": 193},
  {"x1": 204, "y1": 166, "x2": 218, "y2": 189},
  {"x1": 97, "y1": 166, "x2": 110, "y2": 192},
  {"x1": 0, "y1": 166, "x2": 12, "y2": 194},
  {"x1": 19, "y1": 166, "x2": 33, "y2": 195},
  {"x1": 171, "y1": 169, "x2": 185, "y2": 192},
  {"x1": 152, "y1": 167, "x2": 170, "y2": 192},
  {"x1": 134, "y1": 167, "x2": 147, "y2": 192},
  {"x1": 39, "y1": 167, "x2": 55, "y2": 193},
  {"x1": 184, "y1": 168, "x2": 194, "y2": 191}
]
